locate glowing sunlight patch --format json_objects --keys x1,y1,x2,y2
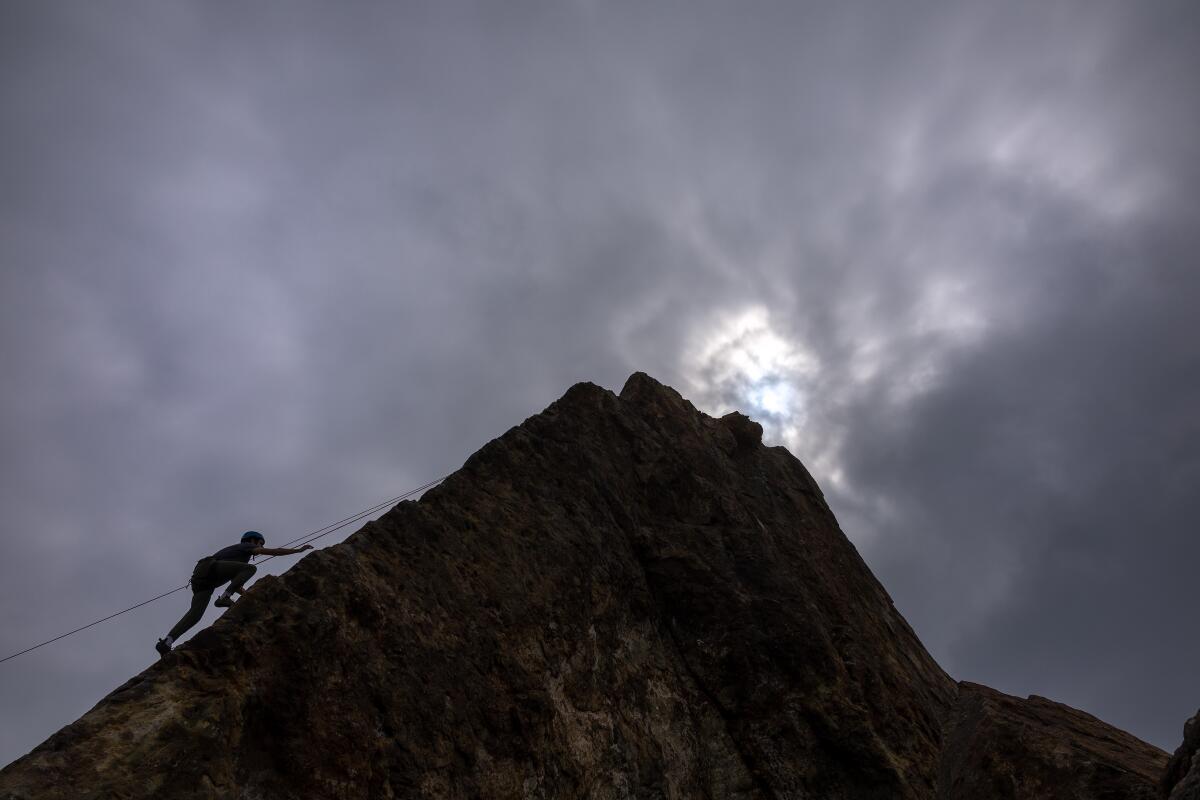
[{"x1": 684, "y1": 306, "x2": 817, "y2": 443}]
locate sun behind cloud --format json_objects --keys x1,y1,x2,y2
[{"x1": 682, "y1": 306, "x2": 817, "y2": 447}]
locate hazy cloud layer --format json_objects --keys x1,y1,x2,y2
[{"x1": 2, "y1": 0, "x2": 1197, "y2": 763}]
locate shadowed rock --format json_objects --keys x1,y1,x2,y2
[
  {"x1": 1164, "y1": 710, "x2": 1200, "y2": 799},
  {"x1": 940, "y1": 683, "x2": 1166, "y2": 799},
  {"x1": 0, "y1": 373, "x2": 1174, "y2": 798}
]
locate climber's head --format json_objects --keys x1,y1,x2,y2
[{"x1": 241, "y1": 531, "x2": 266, "y2": 546}]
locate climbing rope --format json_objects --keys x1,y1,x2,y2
[
  {"x1": 0, "y1": 474, "x2": 448, "y2": 665},
  {"x1": 259, "y1": 475, "x2": 447, "y2": 561}
]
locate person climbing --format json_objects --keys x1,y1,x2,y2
[{"x1": 155, "y1": 531, "x2": 311, "y2": 657}]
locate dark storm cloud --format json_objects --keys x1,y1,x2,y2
[
  {"x1": 832, "y1": 214, "x2": 1200, "y2": 740},
  {"x1": 2, "y1": 0, "x2": 1198, "y2": 764}
]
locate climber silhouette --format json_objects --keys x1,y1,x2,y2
[{"x1": 155, "y1": 531, "x2": 311, "y2": 657}]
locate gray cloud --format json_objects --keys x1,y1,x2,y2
[{"x1": 3, "y1": 0, "x2": 1198, "y2": 763}]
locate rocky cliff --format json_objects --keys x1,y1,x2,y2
[{"x1": 0, "y1": 374, "x2": 1176, "y2": 798}]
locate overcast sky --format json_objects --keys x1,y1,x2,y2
[{"x1": 2, "y1": 0, "x2": 1198, "y2": 765}]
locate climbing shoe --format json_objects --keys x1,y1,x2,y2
[
  {"x1": 155, "y1": 638, "x2": 172, "y2": 657},
  {"x1": 214, "y1": 594, "x2": 235, "y2": 608}
]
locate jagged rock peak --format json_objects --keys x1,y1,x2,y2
[{"x1": 0, "y1": 373, "x2": 1174, "y2": 799}]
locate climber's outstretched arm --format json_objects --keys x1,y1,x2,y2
[{"x1": 253, "y1": 545, "x2": 313, "y2": 556}]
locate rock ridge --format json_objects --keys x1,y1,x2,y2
[{"x1": 0, "y1": 372, "x2": 1174, "y2": 799}]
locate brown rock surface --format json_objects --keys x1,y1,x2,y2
[
  {"x1": 1164, "y1": 710, "x2": 1200, "y2": 799},
  {"x1": 0, "y1": 373, "x2": 1173, "y2": 798},
  {"x1": 940, "y1": 682, "x2": 1166, "y2": 799}
]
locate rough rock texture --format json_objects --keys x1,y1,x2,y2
[
  {"x1": 1164, "y1": 710, "x2": 1200, "y2": 799},
  {"x1": 0, "y1": 374, "x2": 1172, "y2": 798},
  {"x1": 939, "y1": 683, "x2": 1166, "y2": 799}
]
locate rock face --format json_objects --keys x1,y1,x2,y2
[
  {"x1": 940, "y1": 683, "x2": 1166, "y2": 800},
  {"x1": 1164, "y1": 710, "x2": 1200, "y2": 799},
  {"x1": 0, "y1": 374, "x2": 1172, "y2": 798}
]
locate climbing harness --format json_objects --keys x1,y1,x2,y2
[{"x1": 0, "y1": 474, "x2": 448, "y2": 665}]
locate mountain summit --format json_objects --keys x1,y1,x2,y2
[{"x1": 0, "y1": 373, "x2": 1180, "y2": 798}]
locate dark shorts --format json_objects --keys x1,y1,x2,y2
[{"x1": 190, "y1": 557, "x2": 254, "y2": 592}]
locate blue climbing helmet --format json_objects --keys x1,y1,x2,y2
[{"x1": 241, "y1": 531, "x2": 265, "y2": 545}]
